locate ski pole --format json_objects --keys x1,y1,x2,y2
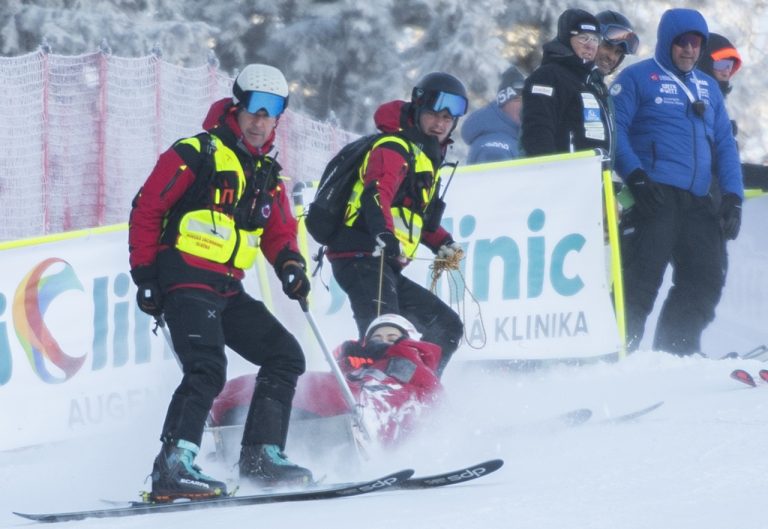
[
  {"x1": 376, "y1": 250, "x2": 385, "y2": 317},
  {"x1": 298, "y1": 299, "x2": 371, "y2": 442},
  {"x1": 154, "y1": 314, "x2": 182, "y2": 370},
  {"x1": 372, "y1": 236, "x2": 387, "y2": 317},
  {"x1": 438, "y1": 160, "x2": 459, "y2": 200}
]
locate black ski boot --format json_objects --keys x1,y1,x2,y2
[
  {"x1": 239, "y1": 444, "x2": 313, "y2": 487},
  {"x1": 150, "y1": 439, "x2": 227, "y2": 502}
]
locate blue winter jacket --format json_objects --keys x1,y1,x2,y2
[
  {"x1": 611, "y1": 8, "x2": 743, "y2": 198},
  {"x1": 461, "y1": 102, "x2": 522, "y2": 164}
]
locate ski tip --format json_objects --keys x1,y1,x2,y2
[
  {"x1": 731, "y1": 369, "x2": 756, "y2": 387},
  {"x1": 561, "y1": 408, "x2": 592, "y2": 426},
  {"x1": 397, "y1": 468, "x2": 417, "y2": 479},
  {"x1": 398, "y1": 459, "x2": 505, "y2": 490},
  {"x1": 13, "y1": 511, "x2": 60, "y2": 522},
  {"x1": 386, "y1": 469, "x2": 416, "y2": 483},
  {"x1": 472, "y1": 458, "x2": 505, "y2": 473},
  {"x1": 759, "y1": 370, "x2": 768, "y2": 383}
]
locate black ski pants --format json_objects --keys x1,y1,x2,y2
[
  {"x1": 330, "y1": 256, "x2": 463, "y2": 375},
  {"x1": 620, "y1": 186, "x2": 726, "y2": 355},
  {"x1": 160, "y1": 287, "x2": 305, "y2": 448}
]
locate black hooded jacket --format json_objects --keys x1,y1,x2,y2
[{"x1": 521, "y1": 39, "x2": 613, "y2": 157}]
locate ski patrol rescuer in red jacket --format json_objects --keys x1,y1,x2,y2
[
  {"x1": 129, "y1": 63, "x2": 312, "y2": 502},
  {"x1": 324, "y1": 72, "x2": 468, "y2": 376}
]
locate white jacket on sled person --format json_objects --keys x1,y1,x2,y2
[{"x1": 210, "y1": 314, "x2": 445, "y2": 460}]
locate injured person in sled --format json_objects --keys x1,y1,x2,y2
[{"x1": 210, "y1": 314, "x2": 445, "y2": 458}]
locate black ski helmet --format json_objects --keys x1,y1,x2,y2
[
  {"x1": 596, "y1": 10, "x2": 639, "y2": 56},
  {"x1": 596, "y1": 10, "x2": 633, "y2": 31},
  {"x1": 411, "y1": 72, "x2": 468, "y2": 135}
]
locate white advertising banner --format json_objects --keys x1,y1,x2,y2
[
  {"x1": 286, "y1": 152, "x2": 622, "y2": 363},
  {"x1": 685, "y1": 194, "x2": 767, "y2": 356},
  {"x1": 0, "y1": 228, "x2": 180, "y2": 451},
  {"x1": 0, "y1": 152, "x2": 621, "y2": 451},
  {"x1": 4, "y1": 153, "x2": 767, "y2": 452}
]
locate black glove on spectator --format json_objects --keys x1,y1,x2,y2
[
  {"x1": 374, "y1": 232, "x2": 401, "y2": 260},
  {"x1": 626, "y1": 168, "x2": 664, "y2": 216},
  {"x1": 280, "y1": 262, "x2": 310, "y2": 300},
  {"x1": 720, "y1": 193, "x2": 742, "y2": 240}
]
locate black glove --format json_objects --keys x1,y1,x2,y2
[
  {"x1": 362, "y1": 339, "x2": 390, "y2": 360},
  {"x1": 136, "y1": 280, "x2": 163, "y2": 317},
  {"x1": 131, "y1": 266, "x2": 163, "y2": 317},
  {"x1": 373, "y1": 232, "x2": 401, "y2": 260},
  {"x1": 280, "y1": 262, "x2": 310, "y2": 301},
  {"x1": 719, "y1": 193, "x2": 742, "y2": 240},
  {"x1": 626, "y1": 168, "x2": 664, "y2": 216}
]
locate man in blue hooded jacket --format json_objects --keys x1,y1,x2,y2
[
  {"x1": 462, "y1": 65, "x2": 526, "y2": 163},
  {"x1": 611, "y1": 8, "x2": 744, "y2": 355}
]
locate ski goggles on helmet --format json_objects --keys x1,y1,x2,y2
[
  {"x1": 602, "y1": 24, "x2": 639, "y2": 54},
  {"x1": 421, "y1": 90, "x2": 468, "y2": 117},
  {"x1": 241, "y1": 90, "x2": 288, "y2": 117}
]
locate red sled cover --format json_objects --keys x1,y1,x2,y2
[{"x1": 210, "y1": 339, "x2": 444, "y2": 445}]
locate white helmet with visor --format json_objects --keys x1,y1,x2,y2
[{"x1": 232, "y1": 64, "x2": 289, "y2": 117}]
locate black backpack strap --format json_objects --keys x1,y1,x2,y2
[
  {"x1": 166, "y1": 133, "x2": 218, "y2": 219},
  {"x1": 173, "y1": 133, "x2": 216, "y2": 178}
]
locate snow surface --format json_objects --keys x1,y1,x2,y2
[{"x1": 1, "y1": 350, "x2": 766, "y2": 529}]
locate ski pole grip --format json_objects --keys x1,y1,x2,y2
[{"x1": 299, "y1": 297, "x2": 309, "y2": 312}]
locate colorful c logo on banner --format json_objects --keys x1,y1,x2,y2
[{"x1": 13, "y1": 258, "x2": 86, "y2": 383}]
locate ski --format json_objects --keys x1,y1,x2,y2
[
  {"x1": 14, "y1": 460, "x2": 506, "y2": 523},
  {"x1": 13, "y1": 469, "x2": 414, "y2": 523},
  {"x1": 743, "y1": 345, "x2": 768, "y2": 361},
  {"x1": 723, "y1": 345, "x2": 768, "y2": 361},
  {"x1": 498, "y1": 408, "x2": 593, "y2": 436},
  {"x1": 731, "y1": 369, "x2": 757, "y2": 387},
  {"x1": 498, "y1": 402, "x2": 660, "y2": 437},
  {"x1": 397, "y1": 458, "x2": 504, "y2": 490},
  {"x1": 599, "y1": 401, "x2": 664, "y2": 424},
  {"x1": 730, "y1": 369, "x2": 768, "y2": 387}
]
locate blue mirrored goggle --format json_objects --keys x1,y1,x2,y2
[
  {"x1": 713, "y1": 59, "x2": 735, "y2": 71},
  {"x1": 603, "y1": 24, "x2": 639, "y2": 55},
  {"x1": 242, "y1": 90, "x2": 287, "y2": 116},
  {"x1": 424, "y1": 91, "x2": 468, "y2": 117}
]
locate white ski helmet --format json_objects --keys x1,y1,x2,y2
[
  {"x1": 365, "y1": 313, "x2": 421, "y2": 341},
  {"x1": 232, "y1": 64, "x2": 289, "y2": 116}
]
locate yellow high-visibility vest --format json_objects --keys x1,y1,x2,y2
[
  {"x1": 344, "y1": 135, "x2": 439, "y2": 257},
  {"x1": 169, "y1": 135, "x2": 271, "y2": 270}
]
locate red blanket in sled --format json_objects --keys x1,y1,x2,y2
[{"x1": 211, "y1": 338, "x2": 443, "y2": 445}]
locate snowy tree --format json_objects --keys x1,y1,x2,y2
[
  {"x1": 0, "y1": 0, "x2": 766, "y2": 160},
  {"x1": 0, "y1": 0, "x2": 217, "y2": 63}
]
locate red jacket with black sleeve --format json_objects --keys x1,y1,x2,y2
[
  {"x1": 325, "y1": 100, "x2": 455, "y2": 263},
  {"x1": 128, "y1": 98, "x2": 303, "y2": 292}
]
